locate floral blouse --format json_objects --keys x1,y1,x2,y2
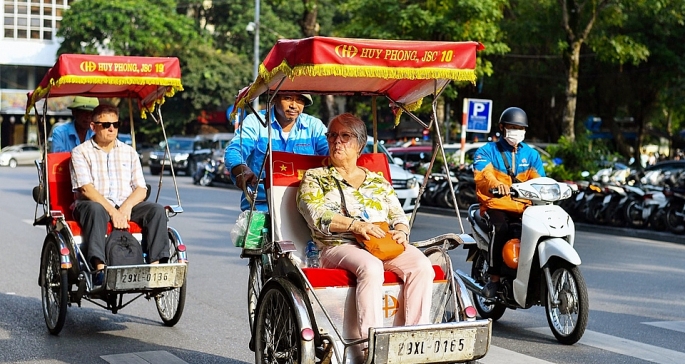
[{"x1": 297, "y1": 165, "x2": 409, "y2": 247}]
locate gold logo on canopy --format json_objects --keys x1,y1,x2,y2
[
  {"x1": 80, "y1": 61, "x2": 96, "y2": 72},
  {"x1": 335, "y1": 44, "x2": 358, "y2": 58}
]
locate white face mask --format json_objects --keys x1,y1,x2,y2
[{"x1": 504, "y1": 128, "x2": 525, "y2": 146}]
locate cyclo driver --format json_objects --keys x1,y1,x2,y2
[{"x1": 472, "y1": 107, "x2": 546, "y2": 298}]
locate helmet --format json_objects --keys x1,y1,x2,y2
[
  {"x1": 502, "y1": 238, "x2": 521, "y2": 269},
  {"x1": 499, "y1": 107, "x2": 528, "y2": 127}
]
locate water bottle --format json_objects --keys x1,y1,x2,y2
[{"x1": 305, "y1": 240, "x2": 320, "y2": 268}]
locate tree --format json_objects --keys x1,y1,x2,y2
[
  {"x1": 333, "y1": 0, "x2": 509, "y2": 141},
  {"x1": 57, "y1": 0, "x2": 252, "y2": 137}
]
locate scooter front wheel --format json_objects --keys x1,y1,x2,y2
[
  {"x1": 471, "y1": 252, "x2": 506, "y2": 321},
  {"x1": 545, "y1": 262, "x2": 589, "y2": 345}
]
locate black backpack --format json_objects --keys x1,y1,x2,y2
[{"x1": 105, "y1": 229, "x2": 145, "y2": 266}]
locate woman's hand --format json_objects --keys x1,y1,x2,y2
[
  {"x1": 351, "y1": 220, "x2": 386, "y2": 240},
  {"x1": 391, "y1": 230, "x2": 409, "y2": 245}
]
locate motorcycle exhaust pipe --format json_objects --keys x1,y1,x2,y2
[{"x1": 455, "y1": 269, "x2": 484, "y2": 293}]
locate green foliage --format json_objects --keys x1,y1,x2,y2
[
  {"x1": 546, "y1": 132, "x2": 618, "y2": 181},
  {"x1": 58, "y1": 0, "x2": 201, "y2": 56}
]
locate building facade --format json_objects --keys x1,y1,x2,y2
[{"x1": 1, "y1": 0, "x2": 74, "y2": 148}]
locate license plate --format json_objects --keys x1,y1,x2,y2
[
  {"x1": 107, "y1": 265, "x2": 185, "y2": 291},
  {"x1": 161, "y1": 160, "x2": 172, "y2": 166},
  {"x1": 386, "y1": 328, "x2": 476, "y2": 363}
]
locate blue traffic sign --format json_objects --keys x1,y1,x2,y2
[{"x1": 465, "y1": 99, "x2": 492, "y2": 133}]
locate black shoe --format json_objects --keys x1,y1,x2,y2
[
  {"x1": 481, "y1": 281, "x2": 499, "y2": 298},
  {"x1": 93, "y1": 270, "x2": 105, "y2": 286}
]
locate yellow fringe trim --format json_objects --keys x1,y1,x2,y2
[
  {"x1": 234, "y1": 61, "x2": 476, "y2": 121},
  {"x1": 259, "y1": 61, "x2": 477, "y2": 83},
  {"x1": 26, "y1": 76, "x2": 183, "y2": 119}
]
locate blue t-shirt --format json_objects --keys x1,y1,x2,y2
[
  {"x1": 225, "y1": 109, "x2": 329, "y2": 211},
  {"x1": 51, "y1": 122, "x2": 95, "y2": 153}
]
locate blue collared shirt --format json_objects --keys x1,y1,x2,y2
[
  {"x1": 225, "y1": 109, "x2": 329, "y2": 211},
  {"x1": 51, "y1": 122, "x2": 95, "y2": 153}
]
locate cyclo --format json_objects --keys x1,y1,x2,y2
[
  {"x1": 26, "y1": 54, "x2": 189, "y2": 335},
  {"x1": 231, "y1": 37, "x2": 492, "y2": 364}
]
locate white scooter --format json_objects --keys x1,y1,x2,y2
[{"x1": 456, "y1": 177, "x2": 589, "y2": 345}]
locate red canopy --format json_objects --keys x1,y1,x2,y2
[
  {"x1": 26, "y1": 54, "x2": 183, "y2": 118},
  {"x1": 234, "y1": 37, "x2": 483, "y2": 113}
]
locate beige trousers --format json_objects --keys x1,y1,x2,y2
[{"x1": 320, "y1": 243, "x2": 434, "y2": 339}]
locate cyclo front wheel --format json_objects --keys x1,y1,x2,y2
[
  {"x1": 247, "y1": 256, "x2": 263, "y2": 331},
  {"x1": 40, "y1": 237, "x2": 68, "y2": 335},
  {"x1": 155, "y1": 231, "x2": 187, "y2": 326},
  {"x1": 255, "y1": 283, "x2": 311, "y2": 364}
]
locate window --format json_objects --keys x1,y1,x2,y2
[
  {"x1": 0, "y1": 65, "x2": 50, "y2": 89},
  {"x1": 2, "y1": 0, "x2": 66, "y2": 40}
]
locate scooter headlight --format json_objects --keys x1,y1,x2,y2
[{"x1": 531, "y1": 183, "x2": 561, "y2": 201}]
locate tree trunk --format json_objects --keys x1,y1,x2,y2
[
  {"x1": 300, "y1": 0, "x2": 319, "y2": 37},
  {"x1": 561, "y1": 41, "x2": 581, "y2": 143}
]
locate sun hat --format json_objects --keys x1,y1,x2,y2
[{"x1": 68, "y1": 96, "x2": 99, "y2": 111}]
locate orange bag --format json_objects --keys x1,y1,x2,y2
[{"x1": 354, "y1": 221, "x2": 404, "y2": 261}]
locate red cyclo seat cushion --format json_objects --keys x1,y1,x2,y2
[
  {"x1": 66, "y1": 220, "x2": 143, "y2": 237},
  {"x1": 302, "y1": 265, "x2": 445, "y2": 288}
]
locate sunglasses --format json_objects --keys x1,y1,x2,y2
[
  {"x1": 325, "y1": 132, "x2": 356, "y2": 143},
  {"x1": 94, "y1": 122, "x2": 120, "y2": 129}
]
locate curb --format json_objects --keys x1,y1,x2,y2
[{"x1": 417, "y1": 206, "x2": 684, "y2": 245}]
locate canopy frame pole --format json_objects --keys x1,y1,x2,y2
[
  {"x1": 128, "y1": 98, "x2": 136, "y2": 151},
  {"x1": 150, "y1": 103, "x2": 182, "y2": 208},
  {"x1": 372, "y1": 96, "x2": 378, "y2": 153}
]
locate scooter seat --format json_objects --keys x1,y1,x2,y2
[{"x1": 473, "y1": 209, "x2": 490, "y2": 231}]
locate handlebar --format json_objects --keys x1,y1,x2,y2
[{"x1": 489, "y1": 187, "x2": 517, "y2": 198}]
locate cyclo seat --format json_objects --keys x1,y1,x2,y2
[
  {"x1": 265, "y1": 151, "x2": 446, "y2": 287},
  {"x1": 46, "y1": 152, "x2": 143, "y2": 244}
]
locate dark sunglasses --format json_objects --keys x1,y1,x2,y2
[
  {"x1": 325, "y1": 132, "x2": 356, "y2": 143},
  {"x1": 94, "y1": 122, "x2": 119, "y2": 129}
]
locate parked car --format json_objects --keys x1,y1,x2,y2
[
  {"x1": 365, "y1": 139, "x2": 419, "y2": 214},
  {"x1": 0, "y1": 144, "x2": 41, "y2": 168},
  {"x1": 148, "y1": 136, "x2": 212, "y2": 176},
  {"x1": 117, "y1": 134, "x2": 156, "y2": 166},
  {"x1": 387, "y1": 145, "x2": 432, "y2": 174}
]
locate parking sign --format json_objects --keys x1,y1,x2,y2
[{"x1": 464, "y1": 99, "x2": 492, "y2": 133}]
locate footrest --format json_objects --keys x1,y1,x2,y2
[
  {"x1": 368, "y1": 320, "x2": 491, "y2": 364},
  {"x1": 105, "y1": 263, "x2": 186, "y2": 291}
]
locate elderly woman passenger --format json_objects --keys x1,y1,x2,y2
[{"x1": 297, "y1": 113, "x2": 434, "y2": 340}]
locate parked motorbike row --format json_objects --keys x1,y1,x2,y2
[
  {"x1": 192, "y1": 157, "x2": 232, "y2": 187},
  {"x1": 558, "y1": 169, "x2": 685, "y2": 235},
  {"x1": 420, "y1": 165, "x2": 478, "y2": 209}
]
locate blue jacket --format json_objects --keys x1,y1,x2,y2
[
  {"x1": 473, "y1": 140, "x2": 545, "y2": 214},
  {"x1": 51, "y1": 122, "x2": 95, "y2": 153},
  {"x1": 224, "y1": 109, "x2": 329, "y2": 211}
]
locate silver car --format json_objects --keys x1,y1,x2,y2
[{"x1": 0, "y1": 144, "x2": 41, "y2": 168}]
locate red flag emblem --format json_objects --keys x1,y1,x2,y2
[{"x1": 273, "y1": 160, "x2": 294, "y2": 176}]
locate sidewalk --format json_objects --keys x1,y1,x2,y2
[{"x1": 417, "y1": 206, "x2": 684, "y2": 246}]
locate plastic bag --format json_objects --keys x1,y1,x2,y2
[
  {"x1": 230, "y1": 211, "x2": 250, "y2": 247},
  {"x1": 230, "y1": 210, "x2": 268, "y2": 248}
]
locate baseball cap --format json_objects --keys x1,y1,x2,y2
[
  {"x1": 301, "y1": 94, "x2": 313, "y2": 106},
  {"x1": 68, "y1": 96, "x2": 99, "y2": 111}
]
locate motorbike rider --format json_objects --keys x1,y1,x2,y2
[{"x1": 472, "y1": 107, "x2": 546, "y2": 298}]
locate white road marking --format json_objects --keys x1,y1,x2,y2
[
  {"x1": 528, "y1": 327, "x2": 685, "y2": 364},
  {"x1": 101, "y1": 350, "x2": 188, "y2": 364},
  {"x1": 644, "y1": 321, "x2": 685, "y2": 334},
  {"x1": 479, "y1": 345, "x2": 555, "y2": 364}
]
